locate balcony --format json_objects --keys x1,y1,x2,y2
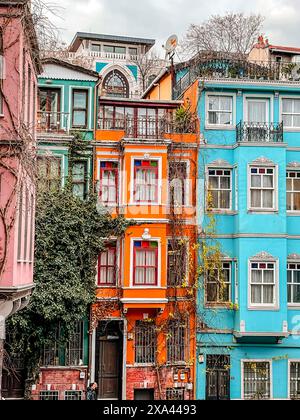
[
  {"x1": 173, "y1": 54, "x2": 300, "y2": 99},
  {"x1": 236, "y1": 121, "x2": 284, "y2": 143},
  {"x1": 97, "y1": 116, "x2": 198, "y2": 140},
  {"x1": 37, "y1": 111, "x2": 69, "y2": 134}
]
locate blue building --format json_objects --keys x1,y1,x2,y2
[{"x1": 175, "y1": 57, "x2": 300, "y2": 400}]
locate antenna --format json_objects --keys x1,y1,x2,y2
[{"x1": 163, "y1": 34, "x2": 178, "y2": 60}]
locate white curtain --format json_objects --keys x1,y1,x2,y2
[
  {"x1": 135, "y1": 169, "x2": 157, "y2": 202},
  {"x1": 102, "y1": 170, "x2": 116, "y2": 203},
  {"x1": 248, "y1": 101, "x2": 267, "y2": 123},
  {"x1": 145, "y1": 250, "x2": 156, "y2": 284},
  {"x1": 135, "y1": 250, "x2": 145, "y2": 284}
]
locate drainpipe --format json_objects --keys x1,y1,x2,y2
[
  {"x1": 0, "y1": 334, "x2": 3, "y2": 400},
  {"x1": 94, "y1": 76, "x2": 102, "y2": 140}
]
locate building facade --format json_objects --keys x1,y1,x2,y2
[
  {"x1": 187, "y1": 58, "x2": 300, "y2": 400},
  {"x1": 93, "y1": 95, "x2": 199, "y2": 400},
  {"x1": 0, "y1": 0, "x2": 41, "y2": 398}
]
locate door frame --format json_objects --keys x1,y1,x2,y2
[
  {"x1": 90, "y1": 318, "x2": 127, "y2": 400},
  {"x1": 206, "y1": 355, "x2": 231, "y2": 401}
]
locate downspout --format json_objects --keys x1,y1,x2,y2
[{"x1": 94, "y1": 76, "x2": 102, "y2": 140}]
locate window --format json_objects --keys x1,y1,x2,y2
[
  {"x1": 133, "y1": 241, "x2": 158, "y2": 286},
  {"x1": 167, "y1": 321, "x2": 187, "y2": 364},
  {"x1": 207, "y1": 95, "x2": 233, "y2": 126},
  {"x1": 250, "y1": 261, "x2": 276, "y2": 307},
  {"x1": 167, "y1": 239, "x2": 187, "y2": 286},
  {"x1": 39, "y1": 391, "x2": 59, "y2": 400},
  {"x1": 246, "y1": 99, "x2": 268, "y2": 123},
  {"x1": 91, "y1": 43, "x2": 101, "y2": 52},
  {"x1": 208, "y1": 169, "x2": 231, "y2": 210},
  {"x1": 72, "y1": 90, "x2": 88, "y2": 128},
  {"x1": 103, "y1": 70, "x2": 129, "y2": 98},
  {"x1": 66, "y1": 322, "x2": 84, "y2": 366},
  {"x1": 104, "y1": 45, "x2": 126, "y2": 54},
  {"x1": 129, "y1": 47, "x2": 138, "y2": 56},
  {"x1": 99, "y1": 161, "x2": 118, "y2": 205},
  {"x1": 98, "y1": 245, "x2": 117, "y2": 286},
  {"x1": 206, "y1": 262, "x2": 231, "y2": 304},
  {"x1": 134, "y1": 160, "x2": 158, "y2": 203},
  {"x1": 290, "y1": 362, "x2": 300, "y2": 400},
  {"x1": 282, "y1": 98, "x2": 300, "y2": 128},
  {"x1": 243, "y1": 361, "x2": 271, "y2": 400},
  {"x1": 169, "y1": 162, "x2": 188, "y2": 207},
  {"x1": 43, "y1": 327, "x2": 60, "y2": 367},
  {"x1": 135, "y1": 321, "x2": 156, "y2": 364},
  {"x1": 64, "y1": 391, "x2": 82, "y2": 401},
  {"x1": 287, "y1": 171, "x2": 300, "y2": 211},
  {"x1": 166, "y1": 388, "x2": 185, "y2": 400},
  {"x1": 37, "y1": 156, "x2": 62, "y2": 191},
  {"x1": 288, "y1": 263, "x2": 300, "y2": 305},
  {"x1": 249, "y1": 167, "x2": 275, "y2": 210},
  {"x1": 72, "y1": 161, "x2": 88, "y2": 200}
]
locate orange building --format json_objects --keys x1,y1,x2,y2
[{"x1": 91, "y1": 91, "x2": 199, "y2": 400}]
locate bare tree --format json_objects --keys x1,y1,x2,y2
[
  {"x1": 181, "y1": 12, "x2": 265, "y2": 59},
  {"x1": 130, "y1": 50, "x2": 165, "y2": 93}
]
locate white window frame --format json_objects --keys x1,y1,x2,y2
[
  {"x1": 287, "y1": 170, "x2": 300, "y2": 213},
  {"x1": 205, "y1": 92, "x2": 236, "y2": 130},
  {"x1": 287, "y1": 261, "x2": 300, "y2": 308},
  {"x1": 168, "y1": 159, "x2": 190, "y2": 207},
  {"x1": 248, "y1": 164, "x2": 278, "y2": 213},
  {"x1": 248, "y1": 259, "x2": 279, "y2": 310},
  {"x1": 280, "y1": 96, "x2": 300, "y2": 130},
  {"x1": 288, "y1": 360, "x2": 300, "y2": 400},
  {"x1": 129, "y1": 237, "x2": 161, "y2": 288},
  {"x1": 244, "y1": 95, "x2": 272, "y2": 124},
  {"x1": 130, "y1": 157, "x2": 162, "y2": 206},
  {"x1": 241, "y1": 359, "x2": 273, "y2": 400},
  {"x1": 207, "y1": 167, "x2": 233, "y2": 212}
]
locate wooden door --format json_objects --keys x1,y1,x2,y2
[
  {"x1": 206, "y1": 355, "x2": 230, "y2": 400},
  {"x1": 98, "y1": 340, "x2": 120, "y2": 399}
]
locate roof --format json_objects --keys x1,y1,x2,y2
[
  {"x1": 141, "y1": 68, "x2": 170, "y2": 98},
  {"x1": 268, "y1": 45, "x2": 300, "y2": 54},
  {"x1": 69, "y1": 32, "x2": 155, "y2": 52},
  {"x1": 40, "y1": 58, "x2": 99, "y2": 79}
]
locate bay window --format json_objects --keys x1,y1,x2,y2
[
  {"x1": 287, "y1": 171, "x2": 300, "y2": 211},
  {"x1": 133, "y1": 241, "x2": 158, "y2": 286},
  {"x1": 207, "y1": 95, "x2": 233, "y2": 126},
  {"x1": 98, "y1": 244, "x2": 117, "y2": 286},
  {"x1": 288, "y1": 263, "x2": 300, "y2": 305},
  {"x1": 249, "y1": 166, "x2": 275, "y2": 211},
  {"x1": 250, "y1": 261, "x2": 276, "y2": 307},
  {"x1": 100, "y1": 161, "x2": 118, "y2": 205},
  {"x1": 134, "y1": 160, "x2": 158, "y2": 203}
]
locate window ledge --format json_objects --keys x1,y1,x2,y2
[
  {"x1": 287, "y1": 212, "x2": 300, "y2": 216},
  {"x1": 288, "y1": 305, "x2": 300, "y2": 310},
  {"x1": 205, "y1": 125, "x2": 235, "y2": 131},
  {"x1": 0, "y1": 114, "x2": 4, "y2": 118},
  {"x1": 207, "y1": 210, "x2": 238, "y2": 216},
  {"x1": 205, "y1": 303, "x2": 234, "y2": 309},
  {"x1": 248, "y1": 210, "x2": 278, "y2": 214},
  {"x1": 248, "y1": 306, "x2": 280, "y2": 311}
]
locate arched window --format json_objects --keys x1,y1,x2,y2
[{"x1": 103, "y1": 70, "x2": 129, "y2": 98}]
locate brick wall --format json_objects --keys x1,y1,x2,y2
[
  {"x1": 126, "y1": 366, "x2": 193, "y2": 400},
  {"x1": 31, "y1": 368, "x2": 88, "y2": 400}
]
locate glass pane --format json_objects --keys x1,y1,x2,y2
[
  {"x1": 115, "y1": 46, "x2": 126, "y2": 54},
  {"x1": 73, "y1": 110, "x2": 86, "y2": 126},
  {"x1": 251, "y1": 285, "x2": 262, "y2": 304},
  {"x1": 208, "y1": 96, "x2": 219, "y2": 111},
  {"x1": 220, "y1": 191, "x2": 230, "y2": 209},
  {"x1": 251, "y1": 190, "x2": 261, "y2": 208},
  {"x1": 263, "y1": 175, "x2": 273, "y2": 188},
  {"x1": 252, "y1": 270, "x2": 262, "y2": 284},
  {"x1": 74, "y1": 91, "x2": 87, "y2": 108},
  {"x1": 263, "y1": 270, "x2": 274, "y2": 284},
  {"x1": 73, "y1": 183, "x2": 84, "y2": 199},
  {"x1": 220, "y1": 97, "x2": 232, "y2": 111},
  {"x1": 293, "y1": 115, "x2": 300, "y2": 127},
  {"x1": 251, "y1": 175, "x2": 261, "y2": 188},
  {"x1": 294, "y1": 179, "x2": 300, "y2": 191},
  {"x1": 283, "y1": 114, "x2": 293, "y2": 127},
  {"x1": 220, "y1": 176, "x2": 230, "y2": 189},
  {"x1": 263, "y1": 285, "x2": 274, "y2": 304},
  {"x1": 248, "y1": 100, "x2": 267, "y2": 123},
  {"x1": 219, "y1": 112, "x2": 231, "y2": 125},
  {"x1": 294, "y1": 99, "x2": 300, "y2": 113},
  {"x1": 209, "y1": 176, "x2": 219, "y2": 189},
  {"x1": 104, "y1": 45, "x2": 114, "y2": 53},
  {"x1": 282, "y1": 99, "x2": 293, "y2": 113},
  {"x1": 72, "y1": 163, "x2": 85, "y2": 181},
  {"x1": 208, "y1": 111, "x2": 218, "y2": 124},
  {"x1": 263, "y1": 190, "x2": 273, "y2": 208}
]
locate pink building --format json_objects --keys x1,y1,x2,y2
[{"x1": 0, "y1": 0, "x2": 41, "y2": 395}]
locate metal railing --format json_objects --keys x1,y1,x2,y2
[
  {"x1": 173, "y1": 54, "x2": 300, "y2": 99},
  {"x1": 37, "y1": 111, "x2": 69, "y2": 134},
  {"x1": 98, "y1": 116, "x2": 197, "y2": 138},
  {"x1": 236, "y1": 121, "x2": 284, "y2": 143}
]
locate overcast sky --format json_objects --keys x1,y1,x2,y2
[{"x1": 50, "y1": 0, "x2": 300, "y2": 55}]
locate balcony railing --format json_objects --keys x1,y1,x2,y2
[
  {"x1": 37, "y1": 111, "x2": 69, "y2": 134},
  {"x1": 173, "y1": 53, "x2": 300, "y2": 99},
  {"x1": 236, "y1": 121, "x2": 284, "y2": 143},
  {"x1": 98, "y1": 116, "x2": 197, "y2": 138}
]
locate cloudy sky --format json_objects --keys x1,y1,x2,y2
[{"x1": 50, "y1": 0, "x2": 300, "y2": 54}]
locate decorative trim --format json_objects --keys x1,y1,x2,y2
[
  {"x1": 142, "y1": 229, "x2": 151, "y2": 240},
  {"x1": 250, "y1": 251, "x2": 276, "y2": 261},
  {"x1": 250, "y1": 156, "x2": 275, "y2": 166},
  {"x1": 288, "y1": 254, "x2": 300, "y2": 261},
  {"x1": 287, "y1": 162, "x2": 300, "y2": 168},
  {"x1": 208, "y1": 159, "x2": 232, "y2": 168}
]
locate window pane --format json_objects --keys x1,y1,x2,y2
[
  {"x1": 294, "y1": 100, "x2": 300, "y2": 113},
  {"x1": 220, "y1": 191, "x2": 230, "y2": 209},
  {"x1": 251, "y1": 285, "x2": 262, "y2": 304},
  {"x1": 263, "y1": 190, "x2": 273, "y2": 208},
  {"x1": 209, "y1": 176, "x2": 219, "y2": 189},
  {"x1": 220, "y1": 176, "x2": 230, "y2": 189},
  {"x1": 115, "y1": 46, "x2": 126, "y2": 54},
  {"x1": 208, "y1": 96, "x2": 219, "y2": 111},
  {"x1": 104, "y1": 45, "x2": 114, "y2": 53},
  {"x1": 283, "y1": 114, "x2": 293, "y2": 127},
  {"x1": 251, "y1": 175, "x2": 261, "y2": 188},
  {"x1": 220, "y1": 97, "x2": 232, "y2": 111},
  {"x1": 282, "y1": 99, "x2": 293, "y2": 113},
  {"x1": 263, "y1": 285, "x2": 274, "y2": 304},
  {"x1": 73, "y1": 110, "x2": 86, "y2": 126},
  {"x1": 74, "y1": 91, "x2": 87, "y2": 108},
  {"x1": 219, "y1": 112, "x2": 231, "y2": 125},
  {"x1": 293, "y1": 115, "x2": 300, "y2": 127},
  {"x1": 251, "y1": 190, "x2": 261, "y2": 208},
  {"x1": 72, "y1": 163, "x2": 85, "y2": 181}
]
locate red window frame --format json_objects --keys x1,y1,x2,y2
[
  {"x1": 133, "y1": 242, "x2": 158, "y2": 286},
  {"x1": 100, "y1": 164, "x2": 118, "y2": 205},
  {"x1": 98, "y1": 245, "x2": 117, "y2": 286},
  {"x1": 134, "y1": 161, "x2": 159, "y2": 203}
]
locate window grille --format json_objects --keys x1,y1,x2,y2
[
  {"x1": 39, "y1": 391, "x2": 59, "y2": 400},
  {"x1": 167, "y1": 240, "x2": 187, "y2": 287},
  {"x1": 167, "y1": 321, "x2": 187, "y2": 364},
  {"x1": 64, "y1": 391, "x2": 82, "y2": 401},
  {"x1": 243, "y1": 362, "x2": 271, "y2": 400},
  {"x1": 66, "y1": 322, "x2": 84, "y2": 366},
  {"x1": 135, "y1": 321, "x2": 156, "y2": 364},
  {"x1": 166, "y1": 388, "x2": 185, "y2": 400},
  {"x1": 290, "y1": 362, "x2": 300, "y2": 400}
]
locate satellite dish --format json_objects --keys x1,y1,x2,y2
[{"x1": 164, "y1": 34, "x2": 178, "y2": 54}]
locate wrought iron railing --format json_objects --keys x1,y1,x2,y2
[
  {"x1": 97, "y1": 116, "x2": 197, "y2": 138},
  {"x1": 37, "y1": 111, "x2": 69, "y2": 134},
  {"x1": 236, "y1": 121, "x2": 284, "y2": 143},
  {"x1": 173, "y1": 54, "x2": 300, "y2": 99}
]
